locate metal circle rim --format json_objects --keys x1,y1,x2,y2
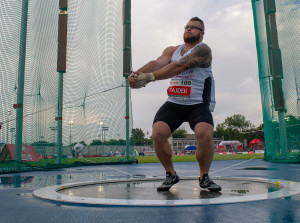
[{"x1": 32, "y1": 177, "x2": 300, "y2": 207}]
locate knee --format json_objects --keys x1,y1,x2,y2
[
  {"x1": 152, "y1": 129, "x2": 168, "y2": 143},
  {"x1": 152, "y1": 123, "x2": 171, "y2": 143},
  {"x1": 195, "y1": 128, "x2": 213, "y2": 143}
]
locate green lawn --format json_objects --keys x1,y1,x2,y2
[
  {"x1": 0, "y1": 156, "x2": 133, "y2": 170},
  {"x1": 136, "y1": 153, "x2": 264, "y2": 163},
  {"x1": 0, "y1": 154, "x2": 263, "y2": 172}
]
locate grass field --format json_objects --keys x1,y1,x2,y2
[
  {"x1": 0, "y1": 154, "x2": 264, "y2": 173},
  {"x1": 136, "y1": 153, "x2": 264, "y2": 163}
]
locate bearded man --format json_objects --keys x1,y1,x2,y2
[{"x1": 129, "y1": 17, "x2": 221, "y2": 192}]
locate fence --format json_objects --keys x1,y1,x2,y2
[{"x1": 252, "y1": 0, "x2": 300, "y2": 162}]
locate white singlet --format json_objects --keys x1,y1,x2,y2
[{"x1": 166, "y1": 42, "x2": 216, "y2": 112}]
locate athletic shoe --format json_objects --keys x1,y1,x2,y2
[
  {"x1": 157, "y1": 172, "x2": 180, "y2": 191},
  {"x1": 199, "y1": 174, "x2": 222, "y2": 192}
]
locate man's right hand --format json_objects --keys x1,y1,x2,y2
[
  {"x1": 128, "y1": 72, "x2": 139, "y2": 88},
  {"x1": 129, "y1": 72, "x2": 155, "y2": 89}
]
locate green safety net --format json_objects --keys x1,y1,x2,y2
[
  {"x1": 252, "y1": 0, "x2": 300, "y2": 162},
  {"x1": 0, "y1": 0, "x2": 135, "y2": 173}
]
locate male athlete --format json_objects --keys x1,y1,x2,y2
[{"x1": 129, "y1": 17, "x2": 221, "y2": 192}]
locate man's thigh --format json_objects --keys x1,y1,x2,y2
[
  {"x1": 153, "y1": 102, "x2": 184, "y2": 133},
  {"x1": 188, "y1": 103, "x2": 214, "y2": 131}
]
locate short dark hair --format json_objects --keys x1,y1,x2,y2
[{"x1": 189, "y1": 17, "x2": 205, "y2": 30}]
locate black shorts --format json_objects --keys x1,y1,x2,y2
[{"x1": 153, "y1": 102, "x2": 214, "y2": 133}]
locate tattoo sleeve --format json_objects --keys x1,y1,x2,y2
[{"x1": 179, "y1": 44, "x2": 212, "y2": 69}]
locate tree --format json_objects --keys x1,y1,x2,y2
[
  {"x1": 133, "y1": 128, "x2": 145, "y2": 145},
  {"x1": 257, "y1": 123, "x2": 263, "y2": 130},
  {"x1": 172, "y1": 128, "x2": 187, "y2": 138},
  {"x1": 214, "y1": 114, "x2": 255, "y2": 141},
  {"x1": 90, "y1": 139, "x2": 126, "y2": 145},
  {"x1": 90, "y1": 140, "x2": 102, "y2": 145},
  {"x1": 31, "y1": 141, "x2": 55, "y2": 147},
  {"x1": 214, "y1": 123, "x2": 240, "y2": 141},
  {"x1": 213, "y1": 123, "x2": 225, "y2": 139},
  {"x1": 223, "y1": 114, "x2": 255, "y2": 132}
]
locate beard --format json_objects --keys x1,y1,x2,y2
[{"x1": 183, "y1": 32, "x2": 201, "y2": 43}]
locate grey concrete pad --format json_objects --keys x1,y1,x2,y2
[{"x1": 1, "y1": 159, "x2": 300, "y2": 223}]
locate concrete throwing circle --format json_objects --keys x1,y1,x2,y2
[{"x1": 33, "y1": 177, "x2": 300, "y2": 207}]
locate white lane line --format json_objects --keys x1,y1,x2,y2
[{"x1": 210, "y1": 158, "x2": 255, "y2": 175}]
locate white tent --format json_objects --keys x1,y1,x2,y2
[
  {"x1": 219, "y1": 141, "x2": 242, "y2": 146},
  {"x1": 218, "y1": 141, "x2": 242, "y2": 152}
]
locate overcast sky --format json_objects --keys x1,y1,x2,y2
[{"x1": 130, "y1": 0, "x2": 262, "y2": 135}]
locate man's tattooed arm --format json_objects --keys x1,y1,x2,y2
[
  {"x1": 179, "y1": 44, "x2": 212, "y2": 68},
  {"x1": 146, "y1": 44, "x2": 212, "y2": 81}
]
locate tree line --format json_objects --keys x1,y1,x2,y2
[
  {"x1": 133, "y1": 114, "x2": 264, "y2": 146},
  {"x1": 33, "y1": 113, "x2": 300, "y2": 147}
]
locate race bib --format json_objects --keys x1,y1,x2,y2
[{"x1": 167, "y1": 79, "x2": 192, "y2": 100}]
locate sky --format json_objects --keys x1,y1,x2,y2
[{"x1": 130, "y1": 0, "x2": 263, "y2": 135}]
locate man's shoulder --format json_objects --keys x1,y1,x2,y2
[
  {"x1": 195, "y1": 42, "x2": 210, "y2": 49},
  {"x1": 191, "y1": 43, "x2": 212, "y2": 55},
  {"x1": 162, "y1": 45, "x2": 181, "y2": 57},
  {"x1": 169, "y1": 45, "x2": 181, "y2": 50}
]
